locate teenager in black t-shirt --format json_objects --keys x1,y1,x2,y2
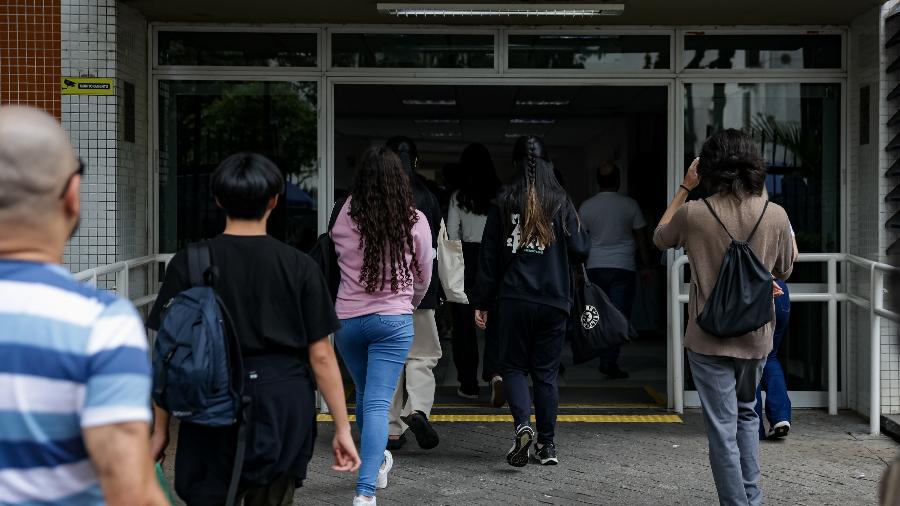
[{"x1": 147, "y1": 153, "x2": 359, "y2": 505}]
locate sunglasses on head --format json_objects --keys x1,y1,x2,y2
[{"x1": 59, "y1": 159, "x2": 85, "y2": 199}]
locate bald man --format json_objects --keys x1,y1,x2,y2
[{"x1": 0, "y1": 107, "x2": 166, "y2": 505}]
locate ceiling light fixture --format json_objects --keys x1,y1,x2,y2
[
  {"x1": 378, "y1": 3, "x2": 624, "y2": 17},
  {"x1": 403, "y1": 99, "x2": 457, "y2": 106},
  {"x1": 505, "y1": 132, "x2": 539, "y2": 138},
  {"x1": 425, "y1": 131, "x2": 462, "y2": 137},
  {"x1": 414, "y1": 118, "x2": 461, "y2": 124},
  {"x1": 510, "y1": 118, "x2": 556, "y2": 125},
  {"x1": 515, "y1": 100, "x2": 571, "y2": 106}
]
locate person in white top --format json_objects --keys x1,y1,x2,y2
[
  {"x1": 446, "y1": 143, "x2": 505, "y2": 406},
  {"x1": 578, "y1": 162, "x2": 653, "y2": 379}
]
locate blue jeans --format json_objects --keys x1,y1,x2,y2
[
  {"x1": 586, "y1": 268, "x2": 636, "y2": 366},
  {"x1": 335, "y1": 314, "x2": 414, "y2": 497},
  {"x1": 755, "y1": 280, "x2": 792, "y2": 438}
]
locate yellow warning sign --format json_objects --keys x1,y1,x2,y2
[{"x1": 61, "y1": 77, "x2": 114, "y2": 96}]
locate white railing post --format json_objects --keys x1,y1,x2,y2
[
  {"x1": 827, "y1": 257, "x2": 838, "y2": 415},
  {"x1": 115, "y1": 263, "x2": 129, "y2": 299},
  {"x1": 870, "y1": 265, "x2": 884, "y2": 436},
  {"x1": 670, "y1": 256, "x2": 685, "y2": 414}
]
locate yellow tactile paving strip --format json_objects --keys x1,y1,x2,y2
[{"x1": 317, "y1": 414, "x2": 682, "y2": 423}]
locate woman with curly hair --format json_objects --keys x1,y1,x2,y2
[
  {"x1": 471, "y1": 136, "x2": 589, "y2": 468},
  {"x1": 331, "y1": 145, "x2": 433, "y2": 506}
]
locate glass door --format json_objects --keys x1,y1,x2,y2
[{"x1": 157, "y1": 79, "x2": 321, "y2": 253}]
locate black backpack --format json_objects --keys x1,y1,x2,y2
[
  {"x1": 309, "y1": 197, "x2": 347, "y2": 301},
  {"x1": 696, "y1": 199, "x2": 774, "y2": 338},
  {"x1": 569, "y1": 265, "x2": 631, "y2": 364}
]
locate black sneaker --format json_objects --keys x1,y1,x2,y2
[
  {"x1": 534, "y1": 442, "x2": 558, "y2": 465},
  {"x1": 598, "y1": 363, "x2": 629, "y2": 379},
  {"x1": 401, "y1": 410, "x2": 439, "y2": 450},
  {"x1": 386, "y1": 433, "x2": 407, "y2": 451},
  {"x1": 490, "y1": 376, "x2": 507, "y2": 408},
  {"x1": 767, "y1": 421, "x2": 790, "y2": 440},
  {"x1": 506, "y1": 425, "x2": 535, "y2": 468}
]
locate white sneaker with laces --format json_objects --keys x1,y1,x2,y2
[
  {"x1": 353, "y1": 495, "x2": 376, "y2": 506},
  {"x1": 376, "y1": 449, "x2": 393, "y2": 489}
]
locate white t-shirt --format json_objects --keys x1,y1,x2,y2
[
  {"x1": 579, "y1": 192, "x2": 647, "y2": 271},
  {"x1": 447, "y1": 190, "x2": 489, "y2": 243}
]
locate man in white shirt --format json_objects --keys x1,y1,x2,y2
[{"x1": 578, "y1": 162, "x2": 652, "y2": 379}]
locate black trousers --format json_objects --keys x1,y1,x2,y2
[
  {"x1": 497, "y1": 299, "x2": 567, "y2": 444},
  {"x1": 451, "y1": 242, "x2": 500, "y2": 390}
]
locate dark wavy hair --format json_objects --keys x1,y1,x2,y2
[
  {"x1": 456, "y1": 143, "x2": 500, "y2": 216},
  {"x1": 698, "y1": 128, "x2": 767, "y2": 197},
  {"x1": 499, "y1": 136, "x2": 571, "y2": 248},
  {"x1": 211, "y1": 153, "x2": 284, "y2": 220},
  {"x1": 349, "y1": 146, "x2": 421, "y2": 294}
]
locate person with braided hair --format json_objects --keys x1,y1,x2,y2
[
  {"x1": 331, "y1": 146, "x2": 434, "y2": 506},
  {"x1": 471, "y1": 135, "x2": 590, "y2": 468}
]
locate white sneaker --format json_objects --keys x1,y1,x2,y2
[
  {"x1": 768, "y1": 420, "x2": 791, "y2": 439},
  {"x1": 376, "y1": 449, "x2": 393, "y2": 489},
  {"x1": 353, "y1": 495, "x2": 376, "y2": 506}
]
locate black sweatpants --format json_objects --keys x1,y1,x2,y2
[
  {"x1": 451, "y1": 242, "x2": 500, "y2": 390},
  {"x1": 497, "y1": 299, "x2": 567, "y2": 444}
]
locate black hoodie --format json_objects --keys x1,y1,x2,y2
[{"x1": 471, "y1": 201, "x2": 590, "y2": 313}]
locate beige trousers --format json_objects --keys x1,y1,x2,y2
[{"x1": 388, "y1": 309, "x2": 442, "y2": 436}]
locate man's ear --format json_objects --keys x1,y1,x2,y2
[
  {"x1": 267, "y1": 194, "x2": 279, "y2": 211},
  {"x1": 62, "y1": 174, "x2": 81, "y2": 219},
  {"x1": 214, "y1": 197, "x2": 223, "y2": 210}
]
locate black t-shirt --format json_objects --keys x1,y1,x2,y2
[{"x1": 147, "y1": 235, "x2": 340, "y2": 357}]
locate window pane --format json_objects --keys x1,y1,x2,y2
[
  {"x1": 331, "y1": 33, "x2": 494, "y2": 68},
  {"x1": 508, "y1": 34, "x2": 670, "y2": 70},
  {"x1": 683, "y1": 34, "x2": 842, "y2": 70},
  {"x1": 158, "y1": 31, "x2": 317, "y2": 67},
  {"x1": 158, "y1": 81, "x2": 319, "y2": 253}
]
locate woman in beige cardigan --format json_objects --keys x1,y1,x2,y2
[{"x1": 654, "y1": 129, "x2": 796, "y2": 506}]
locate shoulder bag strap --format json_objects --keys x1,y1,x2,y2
[
  {"x1": 702, "y1": 198, "x2": 735, "y2": 241},
  {"x1": 745, "y1": 200, "x2": 770, "y2": 243},
  {"x1": 328, "y1": 197, "x2": 347, "y2": 232}
]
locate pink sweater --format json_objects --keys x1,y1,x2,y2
[{"x1": 331, "y1": 198, "x2": 434, "y2": 319}]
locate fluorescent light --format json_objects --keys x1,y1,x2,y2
[
  {"x1": 378, "y1": 3, "x2": 624, "y2": 17},
  {"x1": 505, "y1": 132, "x2": 536, "y2": 138},
  {"x1": 414, "y1": 118, "x2": 460, "y2": 124},
  {"x1": 510, "y1": 118, "x2": 556, "y2": 125},
  {"x1": 515, "y1": 100, "x2": 571, "y2": 106},
  {"x1": 402, "y1": 99, "x2": 456, "y2": 106},
  {"x1": 425, "y1": 131, "x2": 461, "y2": 137}
]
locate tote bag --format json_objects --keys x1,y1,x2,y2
[
  {"x1": 569, "y1": 265, "x2": 630, "y2": 365},
  {"x1": 437, "y1": 219, "x2": 468, "y2": 304}
]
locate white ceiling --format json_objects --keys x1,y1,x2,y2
[{"x1": 123, "y1": 0, "x2": 885, "y2": 25}]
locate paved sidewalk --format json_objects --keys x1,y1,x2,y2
[{"x1": 161, "y1": 410, "x2": 898, "y2": 505}]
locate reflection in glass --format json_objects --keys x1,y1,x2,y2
[
  {"x1": 331, "y1": 33, "x2": 494, "y2": 68},
  {"x1": 158, "y1": 31, "x2": 317, "y2": 67},
  {"x1": 508, "y1": 34, "x2": 670, "y2": 70},
  {"x1": 683, "y1": 34, "x2": 842, "y2": 70},
  {"x1": 158, "y1": 81, "x2": 319, "y2": 253},
  {"x1": 683, "y1": 82, "x2": 841, "y2": 392}
]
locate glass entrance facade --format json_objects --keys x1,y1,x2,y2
[{"x1": 152, "y1": 27, "x2": 847, "y2": 408}]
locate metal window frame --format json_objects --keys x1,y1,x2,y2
[{"x1": 676, "y1": 26, "x2": 848, "y2": 76}]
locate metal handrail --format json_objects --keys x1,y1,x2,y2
[
  {"x1": 73, "y1": 254, "x2": 174, "y2": 309},
  {"x1": 670, "y1": 252, "x2": 899, "y2": 435}
]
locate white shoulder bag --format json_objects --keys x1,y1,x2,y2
[{"x1": 437, "y1": 219, "x2": 468, "y2": 304}]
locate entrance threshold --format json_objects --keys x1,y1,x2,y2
[{"x1": 317, "y1": 414, "x2": 683, "y2": 423}]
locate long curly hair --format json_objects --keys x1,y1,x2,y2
[
  {"x1": 349, "y1": 146, "x2": 422, "y2": 293},
  {"x1": 500, "y1": 135, "x2": 570, "y2": 248}
]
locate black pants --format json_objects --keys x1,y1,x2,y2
[
  {"x1": 497, "y1": 299, "x2": 567, "y2": 444},
  {"x1": 451, "y1": 242, "x2": 500, "y2": 391},
  {"x1": 586, "y1": 268, "x2": 636, "y2": 366}
]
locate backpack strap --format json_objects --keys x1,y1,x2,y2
[
  {"x1": 702, "y1": 199, "x2": 735, "y2": 241},
  {"x1": 187, "y1": 241, "x2": 212, "y2": 287},
  {"x1": 328, "y1": 197, "x2": 347, "y2": 232},
  {"x1": 746, "y1": 200, "x2": 770, "y2": 243}
]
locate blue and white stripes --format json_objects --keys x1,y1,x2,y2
[{"x1": 0, "y1": 260, "x2": 152, "y2": 505}]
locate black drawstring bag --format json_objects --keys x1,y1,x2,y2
[
  {"x1": 309, "y1": 197, "x2": 346, "y2": 302},
  {"x1": 569, "y1": 265, "x2": 630, "y2": 364},
  {"x1": 696, "y1": 199, "x2": 774, "y2": 338}
]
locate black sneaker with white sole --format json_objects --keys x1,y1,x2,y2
[
  {"x1": 534, "y1": 442, "x2": 558, "y2": 465},
  {"x1": 767, "y1": 421, "x2": 790, "y2": 440},
  {"x1": 506, "y1": 425, "x2": 535, "y2": 467}
]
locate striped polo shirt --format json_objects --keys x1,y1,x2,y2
[{"x1": 0, "y1": 259, "x2": 152, "y2": 505}]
